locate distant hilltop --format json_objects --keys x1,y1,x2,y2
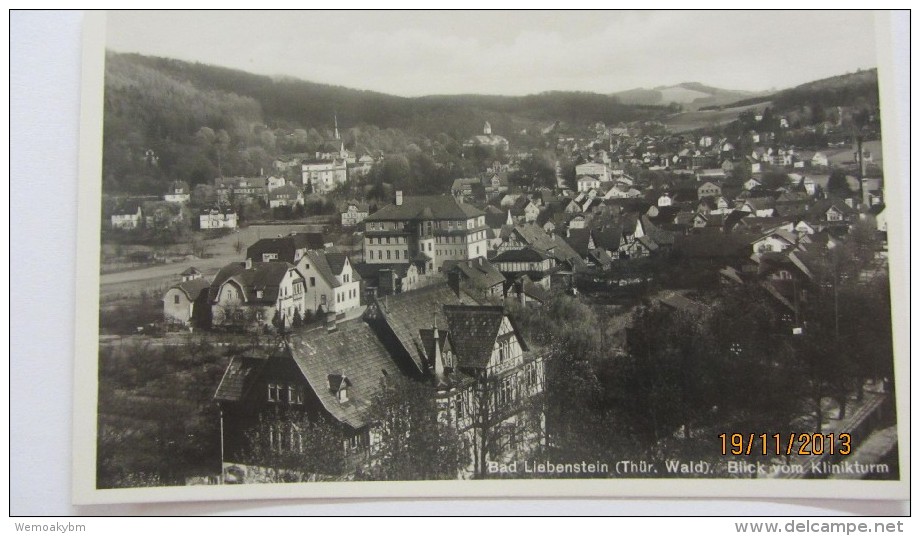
[{"x1": 613, "y1": 82, "x2": 772, "y2": 111}]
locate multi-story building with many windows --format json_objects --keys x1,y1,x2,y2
[{"x1": 363, "y1": 192, "x2": 489, "y2": 274}]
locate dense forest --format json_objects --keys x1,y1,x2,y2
[{"x1": 102, "y1": 51, "x2": 667, "y2": 195}]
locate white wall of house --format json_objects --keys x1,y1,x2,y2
[
  {"x1": 297, "y1": 256, "x2": 361, "y2": 314},
  {"x1": 164, "y1": 288, "x2": 194, "y2": 324}
]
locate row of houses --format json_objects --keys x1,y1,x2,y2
[{"x1": 164, "y1": 233, "x2": 360, "y2": 329}]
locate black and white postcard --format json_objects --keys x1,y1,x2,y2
[{"x1": 72, "y1": 10, "x2": 909, "y2": 504}]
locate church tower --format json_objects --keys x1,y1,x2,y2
[{"x1": 483, "y1": 121, "x2": 492, "y2": 135}]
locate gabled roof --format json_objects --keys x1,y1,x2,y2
[
  {"x1": 373, "y1": 283, "x2": 478, "y2": 372},
  {"x1": 303, "y1": 250, "x2": 347, "y2": 288},
  {"x1": 484, "y1": 206, "x2": 508, "y2": 228},
  {"x1": 325, "y1": 252, "x2": 350, "y2": 275},
  {"x1": 209, "y1": 261, "x2": 298, "y2": 304},
  {"x1": 591, "y1": 226, "x2": 623, "y2": 251},
  {"x1": 214, "y1": 356, "x2": 269, "y2": 402},
  {"x1": 444, "y1": 305, "x2": 527, "y2": 369},
  {"x1": 418, "y1": 328, "x2": 451, "y2": 370},
  {"x1": 443, "y1": 257, "x2": 506, "y2": 289},
  {"x1": 807, "y1": 198, "x2": 858, "y2": 219},
  {"x1": 641, "y1": 215, "x2": 675, "y2": 246},
  {"x1": 246, "y1": 233, "x2": 326, "y2": 263},
  {"x1": 287, "y1": 320, "x2": 400, "y2": 429},
  {"x1": 365, "y1": 195, "x2": 484, "y2": 222},
  {"x1": 521, "y1": 279, "x2": 550, "y2": 304},
  {"x1": 743, "y1": 197, "x2": 776, "y2": 211},
  {"x1": 171, "y1": 277, "x2": 211, "y2": 301},
  {"x1": 564, "y1": 228, "x2": 592, "y2": 257}
]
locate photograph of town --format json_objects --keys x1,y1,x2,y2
[{"x1": 90, "y1": 11, "x2": 901, "y2": 492}]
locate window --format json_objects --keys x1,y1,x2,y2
[
  {"x1": 404, "y1": 250, "x2": 408, "y2": 259},
  {"x1": 395, "y1": 250, "x2": 400, "y2": 260},
  {"x1": 344, "y1": 273, "x2": 349, "y2": 283},
  {"x1": 454, "y1": 393, "x2": 464, "y2": 419},
  {"x1": 309, "y1": 277, "x2": 315, "y2": 287},
  {"x1": 386, "y1": 250, "x2": 391, "y2": 260},
  {"x1": 173, "y1": 294, "x2": 180, "y2": 304},
  {"x1": 496, "y1": 377, "x2": 515, "y2": 406},
  {"x1": 267, "y1": 383, "x2": 280, "y2": 402}
]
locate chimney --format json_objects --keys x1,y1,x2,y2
[
  {"x1": 395, "y1": 190, "x2": 403, "y2": 206},
  {"x1": 447, "y1": 270, "x2": 462, "y2": 298},
  {"x1": 245, "y1": 258, "x2": 253, "y2": 270}
]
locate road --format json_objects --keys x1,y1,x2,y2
[{"x1": 100, "y1": 223, "x2": 320, "y2": 300}]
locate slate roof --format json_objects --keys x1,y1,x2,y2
[
  {"x1": 373, "y1": 283, "x2": 479, "y2": 372},
  {"x1": 641, "y1": 215, "x2": 675, "y2": 246},
  {"x1": 325, "y1": 252, "x2": 350, "y2": 275},
  {"x1": 418, "y1": 328, "x2": 451, "y2": 370},
  {"x1": 365, "y1": 195, "x2": 484, "y2": 222},
  {"x1": 807, "y1": 198, "x2": 858, "y2": 220},
  {"x1": 564, "y1": 228, "x2": 591, "y2": 257},
  {"x1": 743, "y1": 197, "x2": 776, "y2": 212},
  {"x1": 443, "y1": 257, "x2": 506, "y2": 289},
  {"x1": 590, "y1": 226, "x2": 621, "y2": 251},
  {"x1": 172, "y1": 277, "x2": 211, "y2": 301},
  {"x1": 505, "y1": 224, "x2": 585, "y2": 268},
  {"x1": 268, "y1": 184, "x2": 302, "y2": 200},
  {"x1": 521, "y1": 280, "x2": 550, "y2": 304},
  {"x1": 246, "y1": 233, "x2": 326, "y2": 263},
  {"x1": 443, "y1": 305, "x2": 526, "y2": 369},
  {"x1": 303, "y1": 250, "x2": 343, "y2": 288},
  {"x1": 209, "y1": 261, "x2": 299, "y2": 304},
  {"x1": 484, "y1": 206, "x2": 509, "y2": 228},
  {"x1": 214, "y1": 356, "x2": 268, "y2": 402},
  {"x1": 287, "y1": 320, "x2": 399, "y2": 429},
  {"x1": 492, "y1": 247, "x2": 552, "y2": 263},
  {"x1": 451, "y1": 177, "x2": 480, "y2": 191}
]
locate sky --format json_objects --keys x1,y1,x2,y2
[{"x1": 106, "y1": 10, "x2": 879, "y2": 97}]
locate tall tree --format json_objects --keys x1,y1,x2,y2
[{"x1": 363, "y1": 376, "x2": 468, "y2": 480}]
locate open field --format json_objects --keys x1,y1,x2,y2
[
  {"x1": 662, "y1": 102, "x2": 770, "y2": 133},
  {"x1": 100, "y1": 223, "x2": 333, "y2": 300}
]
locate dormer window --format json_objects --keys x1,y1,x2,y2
[
  {"x1": 328, "y1": 374, "x2": 351, "y2": 403},
  {"x1": 256, "y1": 290, "x2": 264, "y2": 299}
]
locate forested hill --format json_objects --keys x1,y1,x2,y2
[
  {"x1": 701, "y1": 69, "x2": 880, "y2": 111},
  {"x1": 103, "y1": 51, "x2": 666, "y2": 194}
]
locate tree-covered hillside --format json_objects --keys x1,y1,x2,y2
[{"x1": 102, "y1": 52, "x2": 667, "y2": 194}]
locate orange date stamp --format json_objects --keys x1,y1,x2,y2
[{"x1": 719, "y1": 433, "x2": 852, "y2": 456}]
